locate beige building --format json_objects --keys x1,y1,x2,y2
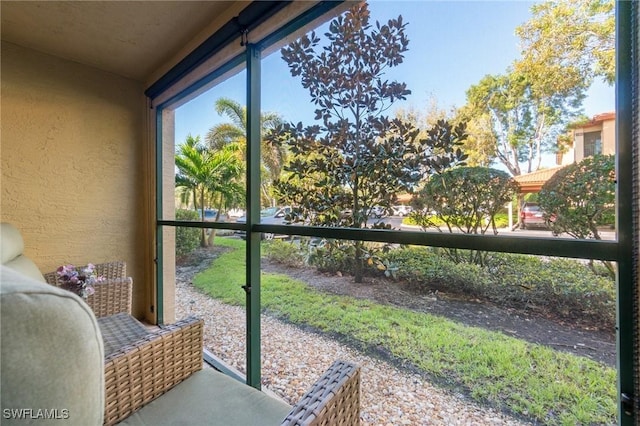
[{"x1": 558, "y1": 111, "x2": 616, "y2": 165}]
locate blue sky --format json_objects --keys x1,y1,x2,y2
[{"x1": 175, "y1": 1, "x2": 614, "y2": 161}]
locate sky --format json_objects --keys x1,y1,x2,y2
[{"x1": 175, "y1": 1, "x2": 615, "y2": 166}]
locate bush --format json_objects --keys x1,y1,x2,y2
[
  {"x1": 175, "y1": 209, "x2": 200, "y2": 258},
  {"x1": 406, "y1": 212, "x2": 512, "y2": 229},
  {"x1": 383, "y1": 247, "x2": 615, "y2": 328},
  {"x1": 493, "y1": 212, "x2": 510, "y2": 228},
  {"x1": 538, "y1": 155, "x2": 615, "y2": 240},
  {"x1": 412, "y1": 167, "x2": 519, "y2": 234},
  {"x1": 384, "y1": 247, "x2": 493, "y2": 295},
  {"x1": 262, "y1": 239, "x2": 306, "y2": 267},
  {"x1": 485, "y1": 254, "x2": 615, "y2": 326},
  {"x1": 307, "y1": 239, "x2": 384, "y2": 277},
  {"x1": 308, "y1": 239, "x2": 357, "y2": 274}
]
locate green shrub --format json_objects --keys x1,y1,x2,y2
[
  {"x1": 175, "y1": 209, "x2": 200, "y2": 258},
  {"x1": 597, "y1": 210, "x2": 615, "y2": 227},
  {"x1": 308, "y1": 239, "x2": 383, "y2": 277},
  {"x1": 412, "y1": 167, "x2": 518, "y2": 234},
  {"x1": 308, "y1": 239, "x2": 357, "y2": 274},
  {"x1": 485, "y1": 254, "x2": 615, "y2": 326},
  {"x1": 493, "y1": 212, "x2": 510, "y2": 228},
  {"x1": 262, "y1": 239, "x2": 306, "y2": 267},
  {"x1": 384, "y1": 247, "x2": 616, "y2": 327},
  {"x1": 385, "y1": 247, "x2": 493, "y2": 295},
  {"x1": 538, "y1": 155, "x2": 615, "y2": 240}
]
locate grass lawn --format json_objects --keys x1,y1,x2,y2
[{"x1": 192, "y1": 237, "x2": 616, "y2": 425}]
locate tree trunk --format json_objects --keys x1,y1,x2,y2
[
  {"x1": 207, "y1": 229, "x2": 216, "y2": 246},
  {"x1": 354, "y1": 240, "x2": 364, "y2": 283},
  {"x1": 199, "y1": 190, "x2": 207, "y2": 247}
]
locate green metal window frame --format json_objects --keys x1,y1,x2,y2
[{"x1": 153, "y1": 1, "x2": 637, "y2": 423}]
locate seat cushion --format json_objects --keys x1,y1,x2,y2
[
  {"x1": 117, "y1": 368, "x2": 292, "y2": 426},
  {"x1": 0, "y1": 266, "x2": 104, "y2": 425}
]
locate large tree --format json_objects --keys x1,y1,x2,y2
[
  {"x1": 269, "y1": 2, "x2": 467, "y2": 283},
  {"x1": 398, "y1": 98, "x2": 495, "y2": 168},
  {"x1": 465, "y1": 68, "x2": 584, "y2": 177},
  {"x1": 461, "y1": 0, "x2": 613, "y2": 176},
  {"x1": 205, "y1": 97, "x2": 285, "y2": 206},
  {"x1": 515, "y1": 0, "x2": 615, "y2": 86}
]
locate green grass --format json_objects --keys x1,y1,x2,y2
[
  {"x1": 403, "y1": 212, "x2": 513, "y2": 229},
  {"x1": 193, "y1": 237, "x2": 617, "y2": 425}
]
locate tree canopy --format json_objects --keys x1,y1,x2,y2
[
  {"x1": 269, "y1": 2, "x2": 466, "y2": 282},
  {"x1": 459, "y1": 0, "x2": 613, "y2": 175},
  {"x1": 515, "y1": 0, "x2": 615, "y2": 86},
  {"x1": 205, "y1": 97, "x2": 285, "y2": 206},
  {"x1": 464, "y1": 66, "x2": 584, "y2": 176}
]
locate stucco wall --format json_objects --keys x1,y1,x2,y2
[
  {"x1": 1, "y1": 41, "x2": 150, "y2": 318},
  {"x1": 571, "y1": 118, "x2": 616, "y2": 163},
  {"x1": 601, "y1": 118, "x2": 615, "y2": 155}
]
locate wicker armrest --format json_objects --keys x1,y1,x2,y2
[
  {"x1": 88, "y1": 278, "x2": 133, "y2": 317},
  {"x1": 103, "y1": 317, "x2": 204, "y2": 426},
  {"x1": 281, "y1": 360, "x2": 361, "y2": 426}
]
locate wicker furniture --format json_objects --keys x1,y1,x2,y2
[
  {"x1": 1, "y1": 223, "x2": 361, "y2": 425},
  {"x1": 1, "y1": 266, "x2": 105, "y2": 425},
  {"x1": 281, "y1": 359, "x2": 361, "y2": 426},
  {"x1": 113, "y1": 335, "x2": 361, "y2": 426},
  {"x1": 43, "y1": 260, "x2": 133, "y2": 317},
  {"x1": 106, "y1": 313, "x2": 360, "y2": 426},
  {"x1": 104, "y1": 316, "x2": 204, "y2": 425},
  {"x1": 97, "y1": 312, "x2": 152, "y2": 358}
]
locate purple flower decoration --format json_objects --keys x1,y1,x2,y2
[{"x1": 56, "y1": 263, "x2": 103, "y2": 299}]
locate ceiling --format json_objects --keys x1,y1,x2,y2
[{"x1": 1, "y1": 1, "x2": 246, "y2": 84}]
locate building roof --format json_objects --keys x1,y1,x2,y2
[
  {"x1": 569, "y1": 111, "x2": 616, "y2": 129},
  {"x1": 589, "y1": 111, "x2": 616, "y2": 124},
  {"x1": 513, "y1": 165, "x2": 567, "y2": 193}
]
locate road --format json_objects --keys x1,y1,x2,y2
[{"x1": 375, "y1": 215, "x2": 616, "y2": 241}]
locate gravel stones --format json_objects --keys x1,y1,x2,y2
[{"x1": 175, "y1": 269, "x2": 528, "y2": 425}]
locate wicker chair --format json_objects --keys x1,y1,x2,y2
[
  {"x1": 103, "y1": 315, "x2": 361, "y2": 426},
  {"x1": 0, "y1": 222, "x2": 359, "y2": 425},
  {"x1": 43, "y1": 260, "x2": 133, "y2": 317},
  {"x1": 103, "y1": 316, "x2": 204, "y2": 425}
]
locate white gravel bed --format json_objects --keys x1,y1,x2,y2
[{"x1": 176, "y1": 277, "x2": 529, "y2": 425}]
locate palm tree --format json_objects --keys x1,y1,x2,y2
[
  {"x1": 175, "y1": 134, "x2": 244, "y2": 246},
  {"x1": 204, "y1": 142, "x2": 244, "y2": 245},
  {"x1": 205, "y1": 97, "x2": 286, "y2": 206}
]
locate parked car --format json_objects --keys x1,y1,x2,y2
[
  {"x1": 227, "y1": 208, "x2": 245, "y2": 218},
  {"x1": 392, "y1": 205, "x2": 412, "y2": 216},
  {"x1": 370, "y1": 205, "x2": 387, "y2": 218},
  {"x1": 520, "y1": 202, "x2": 550, "y2": 230},
  {"x1": 197, "y1": 209, "x2": 218, "y2": 221},
  {"x1": 236, "y1": 206, "x2": 292, "y2": 240},
  {"x1": 342, "y1": 206, "x2": 387, "y2": 219}
]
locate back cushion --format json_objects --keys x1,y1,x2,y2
[
  {"x1": 0, "y1": 223, "x2": 45, "y2": 282},
  {"x1": 0, "y1": 266, "x2": 104, "y2": 425}
]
